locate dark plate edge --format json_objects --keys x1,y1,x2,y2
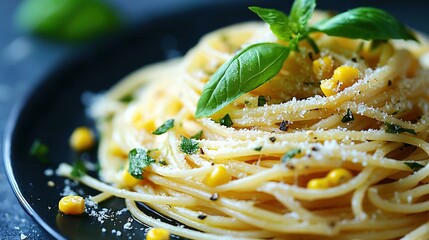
[{"x1": 3, "y1": 82, "x2": 66, "y2": 240}]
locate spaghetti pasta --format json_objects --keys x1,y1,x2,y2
[{"x1": 57, "y1": 7, "x2": 429, "y2": 240}]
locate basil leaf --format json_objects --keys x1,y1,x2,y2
[
  {"x1": 179, "y1": 136, "x2": 199, "y2": 155},
  {"x1": 152, "y1": 119, "x2": 174, "y2": 135},
  {"x1": 289, "y1": 0, "x2": 316, "y2": 34},
  {"x1": 195, "y1": 43, "x2": 290, "y2": 118},
  {"x1": 404, "y1": 162, "x2": 424, "y2": 171},
  {"x1": 15, "y1": 0, "x2": 121, "y2": 42},
  {"x1": 385, "y1": 123, "x2": 416, "y2": 135},
  {"x1": 128, "y1": 148, "x2": 155, "y2": 179},
  {"x1": 71, "y1": 159, "x2": 86, "y2": 178},
  {"x1": 281, "y1": 148, "x2": 301, "y2": 163},
  {"x1": 312, "y1": 7, "x2": 417, "y2": 41},
  {"x1": 249, "y1": 6, "x2": 291, "y2": 42}
]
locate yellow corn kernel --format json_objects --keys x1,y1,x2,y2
[
  {"x1": 58, "y1": 196, "x2": 85, "y2": 215},
  {"x1": 69, "y1": 127, "x2": 94, "y2": 152},
  {"x1": 312, "y1": 56, "x2": 334, "y2": 80},
  {"x1": 132, "y1": 112, "x2": 156, "y2": 132},
  {"x1": 307, "y1": 178, "x2": 330, "y2": 190},
  {"x1": 203, "y1": 166, "x2": 230, "y2": 187},
  {"x1": 146, "y1": 228, "x2": 170, "y2": 240},
  {"x1": 320, "y1": 66, "x2": 359, "y2": 96},
  {"x1": 120, "y1": 169, "x2": 140, "y2": 188},
  {"x1": 327, "y1": 168, "x2": 353, "y2": 186}
]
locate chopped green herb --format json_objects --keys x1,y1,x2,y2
[
  {"x1": 71, "y1": 159, "x2": 87, "y2": 178},
  {"x1": 152, "y1": 119, "x2": 174, "y2": 135},
  {"x1": 159, "y1": 160, "x2": 168, "y2": 166},
  {"x1": 258, "y1": 96, "x2": 267, "y2": 106},
  {"x1": 119, "y1": 94, "x2": 134, "y2": 103},
  {"x1": 385, "y1": 123, "x2": 416, "y2": 135},
  {"x1": 219, "y1": 114, "x2": 233, "y2": 127},
  {"x1": 281, "y1": 148, "x2": 301, "y2": 163},
  {"x1": 190, "y1": 130, "x2": 203, "y2": 140},
  {"x1": 279, "y1": 120, "x2": 289, "y2": 131},
  {"x1": 180, "y1": 136, "x2": 199, "y2": 155},
  {"x1": 341, "y1": 108, "x2": 354, "y2": 123},
  {"x1": 29, "y1": 139, "x2": 49, "y2": 164},
  {"x1": 128, "y1": 148, "x2": 156, "y2": 179},
  {"x1": 404, "y1": 162, "x2": 424, "y2": 171},
  {"x1": 254, "y1": 146, "x2": 263, "y2": 151}
]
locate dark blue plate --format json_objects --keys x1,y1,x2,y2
[{"x1": 3, "y1": 1, "x2": 427, "y2": 239}]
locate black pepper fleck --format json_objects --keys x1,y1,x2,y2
[
  {"x1": 269, "y1": 137, "x2": 276, "y2": 143},
  {"x1": 197, "y1": 214, "x2": 207, "y2": 220},
  {"x1": 199, "y1": 148, "x2": 205, "y2": 155},
  {"x1": 210, "y1": 193, "x2": 219, "y2": 201},
  {"x1": 279, "y1": 120, "x2": 289, "y2": 131}
]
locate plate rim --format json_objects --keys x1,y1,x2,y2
[{"x1": 3, "y1": 72, "x2": 67, "y2": 240}]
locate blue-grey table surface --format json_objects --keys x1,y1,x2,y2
[{"x1": 1, "y1": 0, "x2": 428, "y2": 239}]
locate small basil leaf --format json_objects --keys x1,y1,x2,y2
[
  {"x1": 311, "y1": 7, "x2": 417, "y2": 41},
  {"x1": 15, "y1": 0, "x2": 121, "y2": 42},
  {"x1": 152, "y1": 119, "x2": 174, "y2": 135},
  {"x1": 289, "y1": 0, "x2": 316, "y2": 34},
  {"x1": 249, "y1": 6, "x2": 291, "y2": 42},
  {"x1": 195, "y1": 43, "x2": 290, "y2": 118},
  {"x1": 128, "y1": 148, "x2": 155, "y2": 179}
]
